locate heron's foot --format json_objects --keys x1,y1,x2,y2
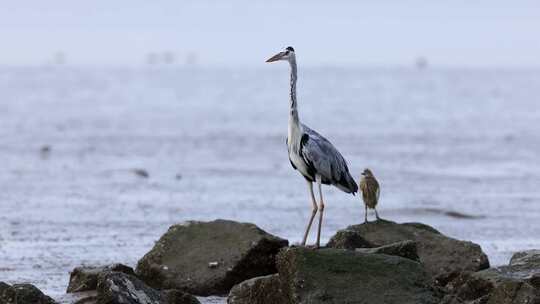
[
  {"x1": 305, "y1": 244, "x2": 321, "y2": 250},
  {"x1": 363, "y1": 219, "x2": 369, "y2": 224}
]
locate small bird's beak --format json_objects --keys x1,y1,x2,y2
[{"x1": 266, "y1": 52, "x2": 286, "y2": 63}]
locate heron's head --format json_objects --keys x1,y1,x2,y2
[
  {"x1": 266, "y1": 46, "x2": 295, "y2": 63},
  {"x1": 361, "y1": 168, "x2": 374, "y2": 177}
]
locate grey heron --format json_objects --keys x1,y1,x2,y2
[
  {"x1": 359, "y1": 168, "x2": 381, "y2": 223},
  {"x1": 266, "y1": 46, "x2": 358, "y2": 248}
]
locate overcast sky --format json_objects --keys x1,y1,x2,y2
[{"x1": 2, "y1": 1, "x2": 540, "y2": 67}]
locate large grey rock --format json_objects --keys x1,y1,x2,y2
[
  {"x1": 327, "y1": 220, "x2": 490, "y2": 282},
  {"x1": 445, "y1": 249, "x2": 540, "y2": 304},
  {"x1": 136, "y1": 219, "x2": 288, "y2": 296},
  {"x1": 231, "y1": 247, "x2": 440, "y2": 304},
  {"x1": 67, "y1": 264, "x2": 135, "y2": 293},
  {"x1": 0, "y1": 282, "x2": 57, "y2": 304},
  {"x1": 96, "y1": 272, "x2": 200, "y2": 304},
  {"x1": 227, "y1": 274, "x2": 285, "y2": 304}
]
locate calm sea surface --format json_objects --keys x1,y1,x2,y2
[{"x1": 1, "y1": 66, "x2": 540, "y2": 302}]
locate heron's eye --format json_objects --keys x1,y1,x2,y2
[{"x1": 285, "y1": 51, "x2": 290, "y2": 55}]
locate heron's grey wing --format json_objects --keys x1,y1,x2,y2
[{"x1": 300, "y1": 125, "x2": 358, "y2": 193}]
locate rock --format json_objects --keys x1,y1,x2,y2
[
  {"x1": 74, "y1": 295, "x2": 98, "y2": 304},
  {"x1": 444, "y1": 250, "x2": 540, "y2": 303},
  {"x1": 67, "y1": 264, "x2": 136, "y2": 293},
  {"x1": 56, "y1": 291, "x2": 98, "y2": 304},
  {"x1": 443, "y1": 271, "x2": 493, "y2": 303},
  {"x1": 438, "y1": 294, "x2": 464, "y2": 304},
  {"x1": 96, "y1": 272, "x2": 200, "y2": 304},
  {"x1": 325, "y1": 229, "x2": 374, "y2": 249},
  {"x1": 487, "y1": 282, "x2": 539, "y2": 304},
  {"x1": 136, "y1": 219, "x2": 288, "y2": 296},
  {"x1": 277, "y1": 247, "x2": 438, "y2": 304},
  {"x1": 355, "y1": 240, "x2": 420, "y2": 261},
  {"x1": 0, "y1": 282, "x2": 57, "y2": 304},
  {"x1": 227, "y1": 274, "x2": 286, "y2": 304},
  {"x1": 160, "y1": 290, "x2": 201, "y2": 304},
  {"x1": 510, "y1": 249, "x2": 540, "y2": 269},
  {"x1": 402, "y1": 222, "x2": 442, "y2": 234},
  {"x1": 327, "y1": 220, "x2": 490, "y2": 282}
]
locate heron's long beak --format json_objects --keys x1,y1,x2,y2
[{"x1": 266, "y1": 52, "x2": 285, "y2": 63}]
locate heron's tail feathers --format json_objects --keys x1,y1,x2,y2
[{"x1": 336, "y1": 172, "x2": 359, "y2": 194}]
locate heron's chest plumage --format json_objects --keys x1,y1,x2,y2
[
  {"x1": 289, "y1": 146, "x2": 308, "y2": 171},
  {"x1": 287, "y1": 126, "x2": 313, "y2": 180}
]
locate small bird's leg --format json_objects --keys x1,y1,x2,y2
[
  {"x1": 364, "y1": 204, "x2": 368, "y2": 224},
  {"x1": 375, "y1": 208, "x2": 381, "y2": 220},
  {"x1": 301, "y1": 180, "x2": 318, "y2": 246},
  {"x1": 315, "y1": 175, "x2": 324, "y2": 248}
]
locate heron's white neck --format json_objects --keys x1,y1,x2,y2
[{"x1": 288, "y1": 57, "x2": 300, "y2": 128}]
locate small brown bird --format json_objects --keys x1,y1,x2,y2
[{"x1": 359, "y1": 168, "x2": 381, "y2": 223}]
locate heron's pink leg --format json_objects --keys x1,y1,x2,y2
[
  {"x1": 315, "y1": 175, "x2": 325, "y2": 249},
  {"x1": 301, "y1": 180, "x2": 318, "y2": 246}
]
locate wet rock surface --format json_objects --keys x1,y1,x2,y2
[
  {"x1": 327, "y1": 220, "x2": 490, "y2": 281},
  {"x1": 67, "y1": 264, "x2": 135, "y2": 293},
  {"x1": 0, "y1": 282, "x2": 57, "y2": 304},
  {"x1": 135, "y1": 219, "x2": 288, "y2": 296},
  {"x1": 227, "y1": 274, "x2": 285, "y2": 304},
  {"x1": 355, "y1": 240, "x2": 420, "y2": 261},
  {"x1": 96, "y1": 272, "x2": 200, "y2": 304},
  {"x1": 510, "y1": 249, "x2": 540, "y2": 270},
  {"x1": 57, "y1": 291, "x2": 98, "y2": 304},
  {"x1": 443, "y1": 249, "x2": 540, "y2": 303},
  {"x1": 278, "y1": 247, "x2": 440, "y2": 304},
  {"x1": 160, "y1": 289, "x2": 201, "y2": 304},
  {"x1": 228, "y1": 247, "x2": 440, "y2": 304},
  {"x1": 325, "y1": 229, "x2": 373, "y2": 249}
]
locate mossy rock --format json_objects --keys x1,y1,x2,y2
[
  {"x1": 227, "y1": 274, "x2": 285, "y2": 304},
  {"x1": 136, "y1": 219, "x2": 288, "y2": 296},
  {"x1": 0, "y1": 282, "x2": 57, "y2": 304},
  {"x1": 276, "y1": 247, "x2": 440, "y2": 304},
  {"x1": 327, "y1": 220, "x2": 489, "y2": 282},
  {"x1": 96, "y1": 272, "x2": 200, "y2": 304},
  {"x1": 355, "y1": 240, "x2": 420, "y2": 262},
  {"x1": 444, "y1": 250, "x2": 540, "y2": 303},
  {"x1": 67, "y1": 264, "x2": 135, "y2": 293}
]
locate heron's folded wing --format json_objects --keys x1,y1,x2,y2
[{"x1": 300, "y1": 126, "x2": 356, "y2": 193}]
